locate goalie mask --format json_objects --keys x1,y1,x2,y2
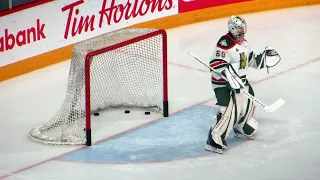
[{"x1": 228, "y1": 15, "x2": 247, "y2": 43}]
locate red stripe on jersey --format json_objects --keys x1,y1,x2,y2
[
  {"x1": 210, "y1": 61, "x2": 227, "y2": 68},
  {"x1": 212, "y1": 76, "x2": 225, "y2": 82}
]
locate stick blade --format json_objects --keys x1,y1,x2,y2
[
  {"x1": 187, "y1": 51, "x2": 195, "y2": 57},
  {"x1": 264, "y1": 98, "x2": 286, "y2": 112}
]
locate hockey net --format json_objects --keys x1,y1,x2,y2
[{"x1": 29, "y1": 28, "x2": 168, "y2": 145}]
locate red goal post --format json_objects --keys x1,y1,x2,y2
[{"x1": 29, "y1": 28, "x2": 169, "y2": 146}]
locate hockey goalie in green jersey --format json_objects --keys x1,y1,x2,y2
[{"x1": 205, "y1": 15, "x2": 281, "y2": 154}]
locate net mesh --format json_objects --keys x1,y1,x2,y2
[{"x1": 29, "y1": 28, "x2": 166, "y2": 145}]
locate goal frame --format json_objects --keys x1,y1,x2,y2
[{"x1": 84, "y1": 29, "x2": 169, "y2": 146}]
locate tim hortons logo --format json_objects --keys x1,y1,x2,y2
[
  {"x1": 62, "y1": 0, "x2": 173, "y2": 40},
  {"x1": 0, "y1": 19, "x2": 46, "y2": 52}
]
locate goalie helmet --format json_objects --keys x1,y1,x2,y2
[{"x1": 228, "y1": 15, "x2": 247, "y2": 43}]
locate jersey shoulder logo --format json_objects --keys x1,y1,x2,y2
[
  {"x1": 219, "y1": 39, "x2": 228, "y2": 47},
  {"x1": 216, "y1": 35, "x2": 236, "y2": 50}
]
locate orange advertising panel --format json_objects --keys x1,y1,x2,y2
[{"x1": 178, "y1": 0, "x2": 252, "y2": 13}]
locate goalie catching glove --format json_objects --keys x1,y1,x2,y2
[{"x1": 253, "y1": 47, "x2": 281, "y2": 71}]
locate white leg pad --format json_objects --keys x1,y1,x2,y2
[
  {"x1": 234, "y1": 118, "x2": 259, "y2": 138},
  {"x1": 212, "y1": 94, "x2": 237, "y2": 149},
  {"x1": 233, "y1": 86, "x2": 259, "y2": 138},
  {"x1": 247, "y1": 118, "x2": 259, "y2": 136}
]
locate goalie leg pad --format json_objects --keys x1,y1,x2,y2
[
  {"x1": 234, "y1": 84, "x2": 259, "y2": 138},
  {"x1": 206, "y1": 126, "x2": 223, "y2": 154},
  {"x1": 211, "y1": 92, "x2": 238, "y2": 148},
  {"x1": 234, "y1": 118, "x2": 259, "y2": 139}
]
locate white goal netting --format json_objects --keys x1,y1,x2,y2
[{"x1": 29, "y1": 28, "x2": 168, "y2": 145}]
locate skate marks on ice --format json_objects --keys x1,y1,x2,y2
[{"x1": 58, "y1": 106, "x2": 250, "y2": 164}]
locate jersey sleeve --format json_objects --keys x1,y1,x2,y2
[
  {"x1": 209, "y1": 35, "x2": 236, "y2": 86},
  {"x1": 209, "y1": 35, "x2": 239, "y2": 72}
]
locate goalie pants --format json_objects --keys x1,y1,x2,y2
[{"x1": 207, "y1": 81, "x2": 259, "y2": 148}]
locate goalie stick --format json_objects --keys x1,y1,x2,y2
[{"x1": 187, "y1": 51, "x2": 285, "y2": 113}]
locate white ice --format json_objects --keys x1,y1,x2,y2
[{"x1": 1, "y1": 4, "x2": 320, "y2": 180}]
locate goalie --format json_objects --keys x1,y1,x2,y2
[{"x1": 205, "y1": 15, "x2": 281, "y2": 154}]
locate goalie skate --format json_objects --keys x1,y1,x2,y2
[
  {"x1": 234, "y1": 133, "x2": 254, "y2": 140},
  {"x1": 205, "y1": 144, "x2": 223, "y2": 154}
]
